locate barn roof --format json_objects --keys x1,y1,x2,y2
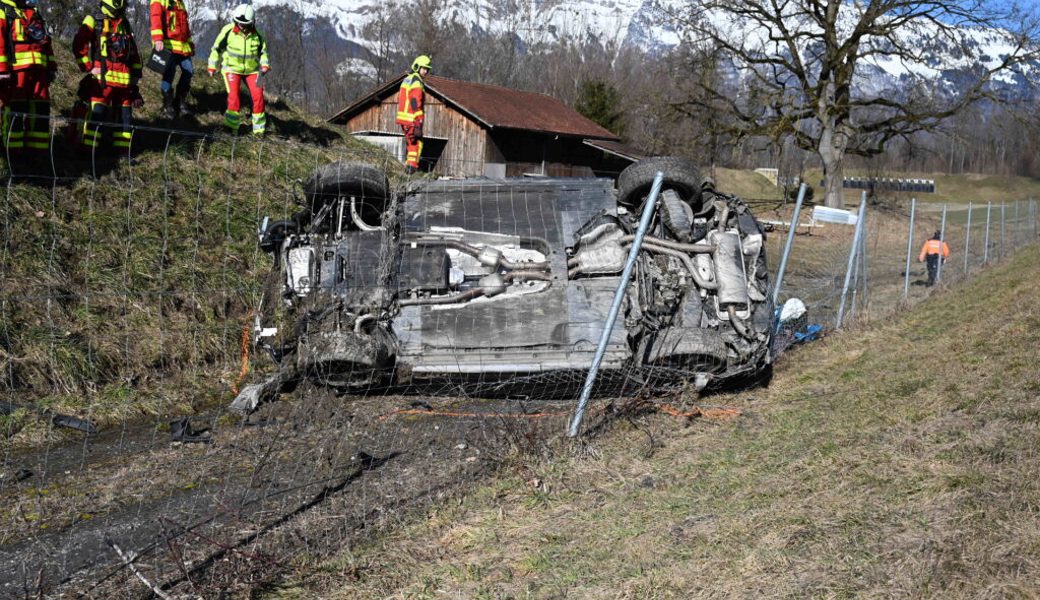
[{"x1": 329, "y1": 74, "x2": 620, "y2": 141}]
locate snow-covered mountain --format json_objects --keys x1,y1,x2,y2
[{"x1": 196, "y1": 0, "x2": 1036, "y2": 98}]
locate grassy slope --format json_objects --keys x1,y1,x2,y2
[
  {"x1": 275, "y1": 244, "x2": 1040, "y2": 599},
  {"x1": 0, "y1": 44, "x2": 397, "y2": 441}
]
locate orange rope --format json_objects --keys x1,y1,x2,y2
[{"x1": 232, "y1": 325, "x2": 250, "y2": 394}]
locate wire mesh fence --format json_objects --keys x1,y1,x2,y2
[{"x1": 0, "y1": 118, "x2": 1037, "y2": 597}]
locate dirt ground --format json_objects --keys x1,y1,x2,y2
[{"x1": 0, "y1": 387, "x2": 572, "y2": 598}]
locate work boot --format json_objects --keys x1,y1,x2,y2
[{"x1": 161, "y1": 89, "x2": 176, "y2": 119}]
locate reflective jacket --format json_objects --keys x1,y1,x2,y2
[
  {"x1": 72, "y1": 14, "x2": 142, "y2": 89},
  {"x1": 150, "y1": 0, "x2": 193, "y2": 56},
  {"x1": 396, "y1": 72, "x2": 424, "y2": 126},
  {"x1": 208, "y1": 24, "x2": 268, "y2": 74},
  {"x1": 918, "y1": 239, "x2": 950, "y2": 261},
  {"x1": 0, "y1": 0, "x2": 55, "y2": 74}
]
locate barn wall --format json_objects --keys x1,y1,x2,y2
[
  {"x1": 490, "y1": 131, "x2": 621, "y2": 178},
  {"x1": 344, "y1": 97, "x2": 488, "y2": 177}
]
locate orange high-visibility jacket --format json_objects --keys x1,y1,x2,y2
[
  {"x1": 150, "y1": 0, "x2": 194, "y2": 56},
  {"x1": 0, "y1": 3, "x2": 56, "y2": 74},
  {"x1": 919, "y1": 239, "x2": 950, "y2": 261},
  {"x1": 396, "y1": 73, "x2": 424, "y2": 126},
  {"x1": 72, "y1": 15, "x2": 142, "y2": 89}
]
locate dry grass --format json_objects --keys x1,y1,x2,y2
[
  {"x1": 266, "y1": 244, "x2": 1040, "y2": 599},
  {"x1": 0, "y1": 44, "x2": 399, "y2": 445}
]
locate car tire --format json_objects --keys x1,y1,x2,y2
[
  {"x1": 616, "y1": 156, "x2": 702, "y2": 211},
  {"x1": 259, "y1": 219, "x2": 298, "y2": 254},
  {"x1": 303, "y1": 161, "x2": 389, "y2": 227}
]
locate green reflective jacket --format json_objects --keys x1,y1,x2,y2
[{"x1": 208, "y1": 23, "x2": 268, "y2": 74}]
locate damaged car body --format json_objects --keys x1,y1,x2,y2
[{"x1": 232, "y1": 157, "x2": 772, "y2": 413}]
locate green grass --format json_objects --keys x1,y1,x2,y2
[
  {"x1": 0, "y1": 44, "x2": 400, "y2": 443},
  {"x1": 276, "y1": 244, "x2": 1040, "y2": 599}
]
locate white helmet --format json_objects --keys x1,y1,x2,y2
[{"x1": 232, "y1": 4, "x2": 255, "y2": 25}]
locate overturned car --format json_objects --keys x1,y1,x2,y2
[{"x1": 233, "y1": 157, "x2": 772, "y2": 412}]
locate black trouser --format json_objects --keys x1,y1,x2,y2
[
  {"x1": 160, "y1": 53, "x2": 193, "y2": 103},
  {"x1": 925, "y1": 254, "x2": 941, "y2": 286}
]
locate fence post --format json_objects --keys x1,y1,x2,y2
[
  {"x1": 984, "y1": 202, "x2": 992, "y2": 263},
  {"x1": 964, "y1": 202, "x2": 972, "y2": 274},
  {"x1": 1000, "y1": 203, "x2": 1006, "y2": 258},
  {"x1": 770, "y1": 183, "x2": 807, "y2": 308},
  {"x1": 903, "y1": 197, "x2": 916, "y2": 299},
  {"x1": 568, "y1": 172, "x2": 664, "y2": 438},
  {"x1": 1014, "y1": 201, "x2": 1020, "y2": 249},
  {"x1": 936, "y1": 204, "x2": 948, "y2": 284},
  {"x1": 859, "y1": 203, "x2": 869, "y2": 314},
  {"x1": 836, "y1": 193, "x2": 867, "y2": 329}
]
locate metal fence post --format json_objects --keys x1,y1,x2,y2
[
  {"x1": 1000, "y1": 203, "x2": 1006, "y2": 258},
  {"x1": 836, "y1": 193, "x2": 867, "y2": 329},
  {"x1": 1013, "y1": 201, "x2": 1019, "y2": 249},
  {"x1": 903, "y1": 197, "x2": 916, "y2": 299},
  {"x1": 770, "y1": 183, "x2": 807, "y2": 308},
  {"x1": 984, "y1": 202, "x2": 992, "y2": 263},
  {"x1": 859, "y1": 204, "x2": 869, "y2": 314},
  {"x1": 964, "y1": 202, "x2": 972, "y2": 274},
  {"x1": 568, "y1": 172, "x2": 664, "y2": 438},
  {"x1": 936, "y1": 204, "x2": 948, "y2": 284}
]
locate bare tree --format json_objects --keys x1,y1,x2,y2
[{"x1": 660, "y1": 0, "x2": 1040, "y2": 207}]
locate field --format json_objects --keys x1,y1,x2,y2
[{"x1": 266, "y1": 243, "x2": 1040, "y2": 599}]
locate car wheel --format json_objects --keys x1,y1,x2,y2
[
  {"x1": 617, "y1": 156, "x2": 702, "y2": 211},
  {"x1": 302, "y1": 161, "x2": 390, "y2": 228},
  {"x1": 259, "y1": 219, "x2": 298, "y2": 254}
]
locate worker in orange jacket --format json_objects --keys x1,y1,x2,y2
[
  {"x1": 0, "y1": 0, "x2": 57, "y2": 160},
  {"x1": 918, "y1": 230, "x2": 950, "y2": 287},
  {"x1": 396, "y1": 55, "x2": 430, "y2": 174},
  {"x1": 150, "y1": 0, "x2": 194, "y2": 118},
  {"x1": 72, "y1": 0, "x2": 144, "y2": 155}
]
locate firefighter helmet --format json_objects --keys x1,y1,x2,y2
[
  {"x1": 99, "y1": 0, "x2": 126, "y2": 18},
  {"x1": 411, "y1": 55, "x2": 432, "y2": 73},
  {"x1": 232, "y1": 4, "x2": 255, "y2": 25}
]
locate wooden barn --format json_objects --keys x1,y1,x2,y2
[{"x1": 329, "y1": 75, "x2": 645, "y2": 178}]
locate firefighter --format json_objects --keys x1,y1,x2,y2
[
  {"x1": 150, "y1": 0, "x2": 194, "y2": 118},
  {"x1": 918, "y1": 230, "x2": 950, "y2": 287},
  {"x1": 396, "y1": 55, "x2": 430, "y2": 174},
  {"x1": 208, "y1": 4, "x2": 269, "y2": 137},
  {"x1": 0, "y1": 0, "x2": 56, "y2": 160},
  {"x1": 72, "y1": 0, "x2": 144, "y2": 155}
]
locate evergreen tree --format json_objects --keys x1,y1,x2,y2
[{"x1": 576, "y1": 80, "x2": 625, "y2": 137}]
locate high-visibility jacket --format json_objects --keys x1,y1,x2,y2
[
  {"x1": 919, "y1": 239, "x2": 950, "y2": 261},
  {"x1": 208, "y1": 24, "x2": 268, "y2": 75},
  {"x1": 396, "y1": 72, "x2": 424, "y2": 126},
  {"x1": 72, "y1": 14, "x2": 142, "y2": 89},
  {"x1": 149, "y1": 0, "x2": 194, "y2": 56},
  {"x1": 0, "y1": 0, "x2": 56, "y2": 74}
]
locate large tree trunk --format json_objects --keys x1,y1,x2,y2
[
  {"x1": 820, "y1": 141, "x2": 845, "y2": 209},
  {"x1": 818, "y1": 84, "x2": 849, "y2": 209}
]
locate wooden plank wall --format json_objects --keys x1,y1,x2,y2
[{"x1": 345, "y1": 97, "x2": 488, "y2": 177}]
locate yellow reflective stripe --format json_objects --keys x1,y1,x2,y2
[
  {"x1": 151, "y1": 28, "x2": 163, "y2": 36},
  {"x1": 168, "y1": 39, "x2": 191, "y2": 52},
  {"x1": 13, "y1": 51, "x2": 47, "y2": 67},
  {"x1": 103, "y1": 71, "x2": 131, "y2": 85},
  {"x1": 80, "y1": 56, "x2": 92, "y2": 65},
  {"x1": 0, "y1": 57, "x2": 8, "y2": 64}
]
